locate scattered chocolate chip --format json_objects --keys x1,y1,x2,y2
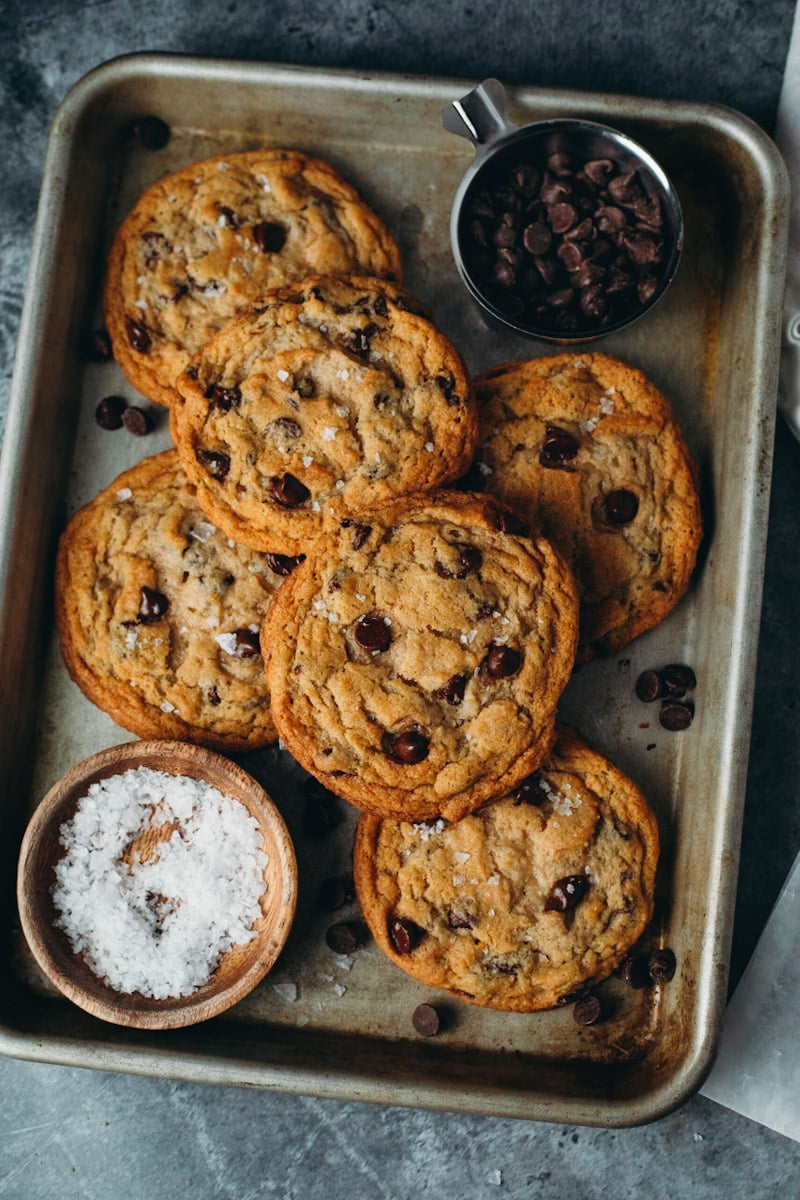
[
  {"x1": 301, "y1": 781, "x2": 342, "y2": 839},
  {"x1": 317, "y1": 876, "x2": 355, "y2": 912},
  {"x1": 662, "y1": 664, "x2": 697, "y2": 695},
  {"x1": 433, "y1": 674, "x2": 468, "y2": 705},
  {"x1": 196, "y1": 448, "x2": 230, "y2": 480},
  {"x1": 495, "y1": 509, "x2": 529, "y2": 536},
  {"x1": 484, "y1": 644, "x2": 522, "y2": 679},
  {"x1": 540, "y1": 424, "x2": 579, "y2": 467},
  {"x1": 207, "y1": 685, "x2": 221, "y2": 706},
  {"x1": 205, "y1": 383, "x2": 241, "y2": 411},
  {"x1": 339, "y1": 324, "x2": 377, "y2": 359},
  {"x1": 412, "y1": 1002, "x2": 441, "y2": 1037},
  {"x1": 269, "y1": 416, "x2": 302, "y2": 438},
  {"x1": 648, "y1": 948, "x2": 677, "y2": 983},
  {"x1": 447, "y1": 910, "x2": 474, "y2": 929},
  {"x1": 132, "y1": 115, "x2": 171, "y2": 149},
  {"x1": 384, "y1": 728, "x2": 430, "y2": 764},
  {"x1": 265, "y1": 553, "x2": 305, "y2": 576},
  {"x1": 87, "y1": 328, "x2": 112, "y2": 362},
  {"x1": 436, "y1": 544, "x2": 482, "y2": 579},
  {"x1": 325, "y1": 922, "x2": 360, "y2": 954},
  {"x1": 354, "y1": 613, "x2": 392, "y2": 653},
  {"x1": 95, "y1": 395, "x2": 128, "y2": 430},
  {"x1": 252, "y1": 221, "x2": 287, "y2": 252},
  {"x1": 544, "y1": 874, "x2": 589, "y2": 914},
  {"x1": 618, "y1": 952, "x2": 651, "y2": 989},
  {"x1": 635, "y1": 668, "x2": 664, "y2": 703},
  {"x1": 231, "y1": 628, "x2": 261, "y2": 658},
  {"x1": 659, "y1": 700, "x2": 694, "y2": 731},
  {"x1": 342, "y1": 520, "x2": 371, "y2": 550},
  {"x1": 572, "y1": 993, "x2": 603, "y2": 1026},
  {"x1": 122, "y1": 406, "x2": 153, "y2": 436},
  {"x1": 270, "y1": 472, "x2": 309, "y2": 507},
  {"x1": 389, "y1": 916, "x2": 425, "y2": 954},
  {"x1": 125, "y1": 317, "x2": 152, "y2": 353},
  {"x1": 138, "y1": 586, "x2": 169, "y2": 623}
]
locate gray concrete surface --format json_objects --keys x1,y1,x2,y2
[{"x1": 1, "y1": 1, "x2": 800, "y2": 1195}]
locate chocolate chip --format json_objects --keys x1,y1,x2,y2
[
  {"x1": 496, "y1": 509, "x2": 530, "y2": 536},
  {"x1": 205, "y1": 383, "x2": 241, "y2": 411},
  {"x1": 269, "y1": 417, "x2": 302, "y2": 438},
  {"x1": 349, "y1": 522, "x2": 372, "y2": 550},
  {"x1": 95, "y1": 395, "x2": 128, "y2": 430},
  {"x1": 412, "y1": 1002, "x2": 441, "y2": 1037},
  {"x1": 265, "y1": 553, "x2": 305, "y2": 576},
  {"x1": 296, "y1": 375, "x2": 316, "y2": 399},
  {"x1": 435, "y1": 544, "x2": 482, "y2": 579},
  {"x1": 389, "y1": 916, "x2": 425, "y2": 954},
  {"x1": 354, "y1": 613, "x2": 392, "y2": 653},
  {"x1": 132, "y1": 115, "x2": 171, "y2": 149},
  {"x1": 317, "y1": 876, "x2": 355, "y2": 912},
  {"x1": 484, "y1": 644, "x2": 522, "y2": 679},
  {"x1": 544, "y1": 874, "x2": 589, "y2": 914},
  {"x1": 540, "y1": 424, "x2": 579, "y2": 467},
  {"x1": 138, "y1": 586, "x2": 169, "y2": 623},
  {"x1": 618, "y1": 952, "x2": 651, "y2": 989},
  {"x1": 196, "y1": 448, "x2": 230, "y2": 480},
  {"x1": 121, "y1": 406, "x2": 153, "y2": 436},
  {"x1": 433, "y1": 674, "x2": 467, "y2": 705},
  {"x1": 512, "y1": 774, "x2": 546, "y2": 806},
  {"x1": 662, "y1": 664, "x2": 697, "y2": 695},
  {"x1": 87, "y1": 328, "x2": 112, "y2": 362},
  {"x1": 384, "y1": 729, "x2": 430, "y2": 764},
  {"x1": 635, "y1": 668, "x2": 664, "y2": 703},
  {"x1": 339, "y1": 324, "x2": 377, "y2": 359},
  {"x1": 601, "y1": 488, "x2": 639, "y2": 526},
  {"x1": 301, "y1": 781, "x2": 342, "y2": 839},
  {"x1": 659, "y1": 700, "x2": 694, "y2": 731},
  {"x1": 523, "y1": 221, "x2": 552, "y2": 255},
  {"x1": 572, "y1": 993, "x2": 603, "y2": 1026},
  {"x1": 126, "y1": 318, "x2": 151, "y2": 353},
  {"x1": 252, "y1": 221, "x2": 287, "y2": 252},
  {"x1": 325, "y1": 922, "x2": 360, "y2": 954},
  {"x1": 648, "y1": 948, "x2": 677, "y2": 983},
  {"x1": 270, "y1": 472, "x2": 309, "y2": 507},
  {"x1": 447, "y1": 910, "x2": 473, "y2": 929},
  {"x1": 231, "y1": 628, "x2": 261, "y2": 658}
]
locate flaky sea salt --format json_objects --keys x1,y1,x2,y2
[{"x1": 51, "y1": 767, "x2": 267, "y2": 999}]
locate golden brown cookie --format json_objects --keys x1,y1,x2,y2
[
  {"x1": 103, "y1": 149, "x2": 402, "y2": 406},
  {"x1": 171, "y1": 275, "x2": 478, "y2": 556},
  {"x1": 262, "y1": 490, "x2": 579, "y2": 822},
  {"x1": 471, "y1": 353, "x2": 702, "y2": 660},
  {"x1": 353, "y1": 724, "x2": 660, "y2": 1011},
  {"x1": 55, "y1": 450, "x2": 300, "y2": 752}
]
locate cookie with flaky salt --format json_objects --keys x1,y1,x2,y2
[
  {"x1": 471, "y1": 352, "x2": 702, "y2": 660},
  {"x1": 103, "y1": 148, "x2": 402, "y2": 406},
  {"x1": 353, "y1": 724, "x2": 660, "y2": 1011},
  {"x1": 55, "y1": 449, "x2": 302, "y2": 752},
  {"x1": 171, "y1": 274, "x2": 477, "y2": 556},
  {"x1": 262, "y1": 489, "x2": 579, "y2": 822}
]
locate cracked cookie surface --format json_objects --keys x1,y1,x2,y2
[
  {"x1": 471, "y1": 353, "x2": 702, "y2": 660},
  {"x1": 353, "y1": 724, "x2": 659, "y2": 1011},
  {"x1": 56, "y1": 450, "x2": 296, "y2": 751},
  {"x1": 171, "y1": 275, "x2": 478, "y2": 555},
  {"x1": 263, "y1": 490, "x2": 579, "y2": 821},
  {"x1": 103, "y1": 149, "x2": 402, "y2": 406}
]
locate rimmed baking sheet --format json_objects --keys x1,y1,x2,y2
[{"x1": 0, "y1": 53, "x2": 789, "y2": 1126}]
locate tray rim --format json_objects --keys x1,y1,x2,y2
[{"x1": 0, "y1": 51, "x2": 790, "y2": 1127}]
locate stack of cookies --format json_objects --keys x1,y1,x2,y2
[{"x1": 56, "y1": 144, "x2": 702, "y2": 1015}]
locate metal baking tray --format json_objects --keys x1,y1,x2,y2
[{"x1": 0, "y1": 53, "x2": 789, "y2": 1126}]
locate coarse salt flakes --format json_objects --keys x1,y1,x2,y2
[
  {"x1": 116, "y1": 488, "x2": 133, "y2": 502},
  {"x1": 277, "y1": 368, "x2": 290, "y2": 382},
  {"x1": 50, "y1": 767, "x2": 267, "y2": 999},
  {"x1": 322, "y1": 427, "x2": 337, "y2": 441}
]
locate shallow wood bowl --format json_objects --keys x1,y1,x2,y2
[{"x1": 16, "y1": 740, "x2": 298, "y2": 1030}]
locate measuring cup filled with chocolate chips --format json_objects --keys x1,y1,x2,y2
[{"x1": 443, "y1": 78, "x2": 683, "y2": 341}]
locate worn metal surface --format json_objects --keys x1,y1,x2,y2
[{"x1": 0, "y1": 53, "x2": 789, "y2": 1126}]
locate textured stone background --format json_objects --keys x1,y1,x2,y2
[{"x1": 1, "y1": 1, "x2": 799, "y2": 1196}]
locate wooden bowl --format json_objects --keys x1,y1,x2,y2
[{"x1": 16, "y1": 740, "x2": 298, "y2": 1029}]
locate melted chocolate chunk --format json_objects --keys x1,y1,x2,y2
[
  {"x1": 138, "y1": 586, "x2": 169, "y2": 623},
  {"x1": 265, "y1": 553, "x2": 305, "y2": 576},
  {"x1": 126, "y1": 317, "x2": 151, "y2": 353},
  {"x1": 433, "y1": 674, "x2": 468, "y2": 705},
  {"x1": 354, "y1": 613, "x2": 392, "y2": 653},
  {"x1": 383, "y1": 728, "x2": 430, "y2": 764},
  {"x1": 252, "y1": 221, "x2": 287, "y2": 252},
  {"x1": 601, "y1": 488, "x2": 639, "y2": 526},
  {"x1": 544, "y1": 874, "x2": 589, "y2": 914},
  {"x1": 389, "y1": 916, "x2": 425, "y2": 954},
  {"x1": 196, "y1": 448, "x2": 230, "y2": 480},
  {"x1": 231, "y1": 628, "x2": 261, "y2": 658},
  {"x1": 484, "y1": 643, "x2": 522, "y2": 679},
  {"x1": 270, "y1": 472, "x2": 310, "y2": 507},
  {"x1": 540, "y1": 424, "x2": 579, "y2": 467},
  {"x1": 205, "y1": 383, "x2": 241, "y2": 411},
  {"x1": 435, "y1": 544, "x2": 482, "y2": 579},
  {"x1": 512, "y1": 774, "x2": 546, "y2": 806}
]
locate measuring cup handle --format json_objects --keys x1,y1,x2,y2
[{"x1": 441, "y1": 78, "x2": 514, "y2": 151}]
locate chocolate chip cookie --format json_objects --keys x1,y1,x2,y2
[
  {"x1": 55, "y1": 450, "x2": 299, "y2": 751},
  {"x1": 262, "y1": 490, "x2": 579, "y2": 821},
  {"x1": 470, "y1": 353, "x2": 702, "y2": 659},
  {"x1": 353, "y1": 724, "x2": 659, "y2": 1011},
  {"x1": 171, "y1": 275, "x2": 478, "y2": 556},
  {"x1": 103, "y1": 149, "x2": 402, "y2": 406}
]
